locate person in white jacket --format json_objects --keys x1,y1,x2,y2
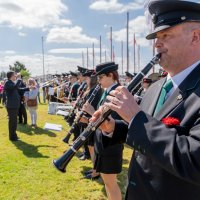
[{"x1": 24, "y1": 78, "x2": 39, "y2": 127}]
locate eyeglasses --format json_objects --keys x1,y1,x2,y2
[{"x1": 97, "y1": 74, "x2": 106, "y2": 80}]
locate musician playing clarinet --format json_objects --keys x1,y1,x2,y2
[
  {"x1": 82, "y1": 62, "x2": 124, "y2": 200},
  {"x1": 91, "y1": 1, "x2": 200, "y2": 199}
]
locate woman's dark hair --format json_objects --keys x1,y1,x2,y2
[
  {"x1": 84, "y1": 75, "x2": 98, "y2": 96},
  {"x1": 7, "y1": 71, "x2": 15, "y2": 79},
  {"x1": 105, "y1": 70, "x2": 120, "y2": 84},
  {"x1": 89, "y1": 76, "x2": 98, "y2": 89}
]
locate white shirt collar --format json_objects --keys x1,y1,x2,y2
[
  {"x1": 105, "y1": 83, "x2": 118, "y2": 93},
  {"x1": 167, "y1": 60, "x2": 200, "y2": 90}
]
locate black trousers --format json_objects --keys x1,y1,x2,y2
[
  {"x1": 7, "y1": 108, "x2": 19, "y2": 140},
  {"x1": 18, "y1": 103, "x2": 27, "y2": 124},
  {"x1": 0, "y1": 94, "x2": 2, "y2": 104}
]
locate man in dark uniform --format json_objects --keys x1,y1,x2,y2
[
  {"x1": 91, "y1": 1, "x2": 200, "y2": 199},
  {"x1": 77, "y1": 66, "x2": 88, "y2": 96},
  {"x1": 68, "y1": 71, "x2": 80, "y2": 102},
  {"x1": 4, "y1": 71, "x2": 29, "y2": 141},
  {"x1": 17, "y1": 73, "x2": 27, "y2": 124}
]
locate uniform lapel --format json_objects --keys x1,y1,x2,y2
[
  {"x1": 155, "y1": 64, "x2": 200, "y2": 120},
  {"x1": 155, "y1": 87, "x2": 185, "y2": 120}
]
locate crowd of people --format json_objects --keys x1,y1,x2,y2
[
  {"x1": 1, "y1": 0, "x2": 200, "y2": 199},
  {"x1": 1, "y1": 72, "x2": 40, "y2": 140}
]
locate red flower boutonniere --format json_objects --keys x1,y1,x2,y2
[{"x1": 161, "y1": 117, "x2": 181, "y2": 126}]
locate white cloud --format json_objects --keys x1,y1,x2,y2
[
  {"x1": 89, "y1": 0, "x2": 145, "y2": 13},
  {"x1": 0, "y1": 0, "x2": 71, "y2": 29},
  {"x1": 0, "y1": 54, "x2": 82, "y2": 76},
  {"x1": 18, "y1": 32, "x2": 26, "y2": 37},
  {"x1": 2, "y1": 50, "x2": 16, "y2": 54},
  {"x1": 46, "y1": 26, "x2": 99, "y2": 44},
  {"x1": 111, "y1": 16, "x2": 150, "y2": 47},
  {"x1": 48, "y1": 48, "x2": 108, "y2": 54}
]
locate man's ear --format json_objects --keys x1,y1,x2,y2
[{"x1": 191, "y1": 29, "x2": 200, "y2": 45}]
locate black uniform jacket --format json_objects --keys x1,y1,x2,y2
[
  {"x1": 68, "y1": 82, "x2": 80, "y2": 101},
  {"x1": 109, "y1": 64, "x2": 200, "y2": 200},
  {"x1": 4, "y1": 79, "x2": 29, "y2": 109}
]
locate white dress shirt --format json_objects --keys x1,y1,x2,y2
[{"x1": 166, "y1": 60, "x2": 200, "y2": 99}]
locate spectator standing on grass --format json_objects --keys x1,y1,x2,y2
[
  {"x1": 24, "y1": 78, "x2": 38, "y2": 128},
  {"x1": 0, "y1": 80, "x2": 4, "y2": 105}
]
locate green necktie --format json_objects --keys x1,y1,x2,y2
[
  {"x1": 153, "y1": 79, "x2": 173, "y2": 116},
  {"x1": 97, "y1": 90, "x2": 108, "y2": 108}
]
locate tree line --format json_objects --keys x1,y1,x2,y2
[{"x1": 0, "y1": 61, "x2": 31, "y2": 80}]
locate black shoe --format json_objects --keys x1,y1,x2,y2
[
  {"x1": 78, "y1": 153, "x2": 84, "y2": 158},
  {"x1": 84, "y1": 169, "x2": 93, "y2": 176},
  {"x1": 79, "y1": 155, "x2": 90, "y2": 161},
  {"x1": 10, "y1": 137, "x2": 20, "y2": 141},
  {"x1": 84, "y1": 173, "x2": 100, "y2": 180}
]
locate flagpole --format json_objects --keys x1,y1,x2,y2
[
  {"x1": 133, "y1": 33, "x2": 136, "y2": 73},
  {"x1": 110, "y1": 26, "x2": 112, "y2": 61},
  {"x1": 126, "y1": 12, "x2": 129, "y2": 72},
  {"x1": 41, "y1": 36, "x2": 45, "y2": 82},
  {"x1": 92, "y1": 43, "x2": 95, "y2": 68},
  {"x1": 87, "y1": 47, "x2": 89, "y2": 69},
  {"x1": 82, "y1": 51, "x2": 85, "y2": 67},
  {"x1": 121, "y1": 41, "x2": 124, "y2": 74},
  {"x1": 113, "y1": 45, "x2": 115, "y2": 62},
  {"x1": 138, "y1": 45, "x2": 140, "y2": 73},
  {"x1": 100, "y1": 35, "x2": 102, "y2": 63}
]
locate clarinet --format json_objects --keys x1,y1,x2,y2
[
  {"x1": 53, "y1": 53, "x2": 161, "y2": 173},
  {"x1": 63, "y1": 84, "x2": 101, "y2": 143},
  {"x1": 65, "y1": 84, "x2": 88, "y2": 124}
]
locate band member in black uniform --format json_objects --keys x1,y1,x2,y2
[
  {"x1": 78, "y1": 70, "x2": 103, "y2": 161},
  {"x1": 66, "y1": 69, "x2": 87, "y2": 144},
  {"x1": 138, "y1": 77, "x2": 152, "y2": 98},
  {"x1": 133, "y1": 78, "x2": 153, "y2": 105},
  {"x1": 125, "y1": 71, "x2": 136, "y2": 85},
  {"x1": 91, "y1": 1, "x2": 200, "y2": 199},
  {"x1": 82, "y1": 62, "x2": 123, "y2": 200},
  {"x1": 68, "y1": 71, "x2": 80, "y2": 102},
  {"x1": 17, "y1": 73, "x2": 27, "y2": 125},
  {"x1": 77, "y1": 66, "x2": 88, "y2": 96}
]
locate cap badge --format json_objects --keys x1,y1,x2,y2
[
  {"x1": 177, "y1": 94, "x2": 182, "y2": 100},
  {"x1": 152, "y1": 14, "x2": 157, "y2": 24},
  {"x1": 181, "y1": 16, "x2": 186, "y2": 21}
]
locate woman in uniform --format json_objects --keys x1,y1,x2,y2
[{"x1": 82, "y1": 62, "x2": 123, "y2": 200}]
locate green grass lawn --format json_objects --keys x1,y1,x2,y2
[{"x1": 0, "y1": 104, "x2": 132, "y2": 200}]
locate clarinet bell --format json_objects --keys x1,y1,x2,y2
[
  {"x1": 62, "y1": 133, "x2": 71, "y2": 143},
  {"x1": 52, "y1": 159, "x2": 66, "y2": 173}
]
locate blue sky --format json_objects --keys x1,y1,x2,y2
[{"x1": 0, "y1": 0, "x2": 197, "y2": 76}]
